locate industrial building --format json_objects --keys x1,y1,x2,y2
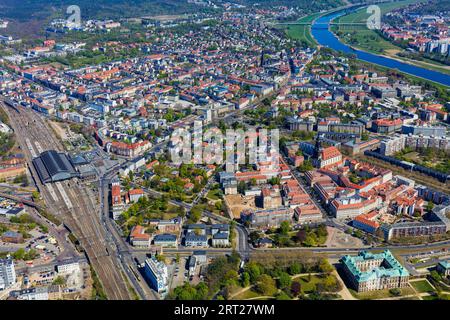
[{"x1": 32, "y1": 150, "x2": 78, "y2": 183}]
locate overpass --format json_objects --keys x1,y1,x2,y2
[{"x1": 0, "y1": 192, "x2": 43, "y2": 210}]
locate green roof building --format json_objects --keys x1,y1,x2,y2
[
  {"x1": 340, "y1": 250, "x2": 409, "y2": 292},
  {"x1": 437, "y1": 260, "x2": 450, "y2": 277}
]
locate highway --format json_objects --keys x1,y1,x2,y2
[{"x1": 1, "y1": 102, "x2": 133, "y2": 300}]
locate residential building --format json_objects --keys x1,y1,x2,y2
[
  {"x1": 0, "y1": 258, "x2": 16, "y2": 290},
  {"x1": 153, "y1": 234, "x2": 178, "y2": 247}
]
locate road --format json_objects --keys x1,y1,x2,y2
[{"x1": 1, "y1": 102, "x2": 133, "y2": 300}]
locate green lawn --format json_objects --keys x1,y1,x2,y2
[
  {"x1": 281, "y1": 12, "x2": 323, "y2": 47},
  {"x1": 410, "y1": 280, "x2": 435, "y2": 293},
  {"x1": 333, "y1": 0, "x2": 424, "y2": 55},
  {"x1": 350, "y1": 286, "x2": 416, "y2": 300},
  {"x1": 233, "y1": 288, "x2": 263, "y2": 300},
  {"x1": 294, "y1": 274, "x2": 338, "y2": 293},
  {"x1": 207, "y1": 189, "x2": 222, "y2": 201}
]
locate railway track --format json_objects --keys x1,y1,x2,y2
[{"x1": 1, "y1": 103, "x2": 132, "y2": 300}]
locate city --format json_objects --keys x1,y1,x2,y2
[{"x1": 0, "y1": 0, "x2": 449, "y2": 306}]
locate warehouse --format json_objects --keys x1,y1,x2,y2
[{"x1": 32, "y1": 150, "x2": 78, "y2": 183}]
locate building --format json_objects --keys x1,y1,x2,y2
[
  {"x1": 129, "y1": 225, "x2": 151, "y2": 247},
  {"x1": 372, "y1": 119, "x2": 402, "y2": 134},
  {"x1": 241, "y1": 207, "x2": 292, "y2": 229},
  {"x1": 340, "y1": 250, "x2": 409, "y2": 292},
  {"x1": 1, "y1": 231, "x2": 24, "y2": 244},
  {"x1": 0, "y1": 258, "x2": 16, "y2": 290},
  {"x1": 211, "y1": 232, "x2": 230, "y2": 247},
  {"x1": 143, "y1": 258, "x2": 168, "y2": 296},
  {"x1": 10, "y1": 287, "x2": 49, "y2": 300},
  {"x1": 32, "y1": 150, "x2": 78, "y2": 183},
  {"x1": 315, "y1": 146, "x2": 342, "y2": 168},
  {"x1": 352, "y1": 212, "x2": 380, "y2": 234},
  {"x1": 382, "y1": 221, "x2": 447, "y2": 241},
  {"x1": 111, "y1": 179, "x2": 125, "y2": 220},
  {"x1": 0, "y1": 165, "x2": 27, "y2": 181},
  {"x1": 184, "y1": 233, "x2": 208, "y2": 247},
  {"x1": 436, "y1": 260, "x2": 450, "y2": 277},
  {"x1": 56, "y1": 259, "x2": 80, "y2": 275},
  {"x1": 380, "y1": 135, "x2": 406, "y2": 156},
  {"x1": 153, "y1": 234, "x2": 177, "y2": 247},
  {"x1": 401, "y1": 125, "x2": 446, "y2": 137},
  {"x1": 128, "y1": 189, "x2": 145, "y2": 202},
  {"x1": 330, "y1": 196, "x2": 380, "y2": 220}
]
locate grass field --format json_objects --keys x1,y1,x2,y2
[
  {"x1": 332, "y1": 0, "x2": 450, "y2": 74},
  {"x1": 410, "y1": 280, "x2": 435, "y2": 293},
  {"x1": 350, "y1": 286, "x2": 416, "y2": 300},
  {"x1": 334, "y1": 0, "x2": 423, "y2": 54},
  {"x1": 281, "y1": 12, "x2": 323, "y2": 47}
]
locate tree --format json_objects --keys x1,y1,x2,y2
[
  {"x1": 277, "y1": 272, "x2": 292, "y2": 289},
  {"x1": 189, "y1": 206, "x2": 202, "y2": 223},
  {"x1": 255, "y1": 274, "x2": 277, "y2": 296},
  {"x1": 323, "y1": 275, "x2": 337, "y2": 290},
  {"x1": 241, "y1": 272, "x2": 250, "y2": 287},
  {"x1": 249, "y1": 231, "x2": 262, "y2": 243},
  {"x1": 318, "y1": 259, "x2": 334, "y2": 274},
  {"x1": 389, "y1": 288, "x2": 401, "y2": 296},
  {"x1": 298, "y1": 160, "x2": 313, "y2": 172},
  {"x1": 53, "y1": 276, "x2": 66, "y2": 286},
  {"x1": 290, "y1": 281, "x2": 301, "y2": 297},
  {"x1": 288, "y1": 262, "x2": 301, "y2": 275},
  {"x1": 295, "y1": 229, "x2": 307, "y2": 243},
  {"x1": 245, "y1": 262, "x2": 262, "y2": 284},
  {"x1": 279, "y1": 221, "x2": 291, "y2": 235}
]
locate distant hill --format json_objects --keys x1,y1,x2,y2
[{"x1": 0, "y1": 0, "x2": 205, "y2": 21}]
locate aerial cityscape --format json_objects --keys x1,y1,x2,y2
[{"x1": 0, "y1": 0, "x2": 449, "y2": 305}]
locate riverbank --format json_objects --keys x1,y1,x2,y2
[
  {"x1": 311, "y1": 7, "x2": 450, "y2": 87},
  {"x1": 331, "y1": 0, "x2": 450, "y2": 75}
]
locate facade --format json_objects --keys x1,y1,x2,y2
[
  {"x1": 330, "y1": 196, "x2": 380, "y2": 220},
  {"x1": 143, "y1": 258, "x2": 168, "y2": 296},
  {"x1": 382, "y1": 221, "x2": 447, "y2": 241},
  {"x1": 380, "y1": 135, "x2": 406, "y2": 156},
  {"x1": 436, "y1": 260, "x2": 450, "y2": 277},
  {"x1": 241, "y1": 207, "x2": 292, "y2": 229},
  {"x1": 0, "y1": 258, "x2": 16, "y2": 290},
  {"x1": 153, "y1": 234, "x2": 178, "y2": 247},
  {"x1": 10, "y1": 287, "x2": 49, "y2": 300},
  {"x1": 111, "y1": 179, "x2": 125, "y2": 220},
  {"x1": 184, "y1": 233, "x2": 208, "y2": 247},
  {"x1": 340, "y1": 250, "x2": 409, "y2": 292},
  {"x1": 56, "y1": 259, "x2": 80, "y2": 275},
  {"x1": 1, "y1": 231, "x2": 24, "y2": 244},
  {"x1": 129, "y1": 225, "x2": 151, "y2": 247},
  {"x1": 401, "y1": 125, "x2": 446, "y2": 137}
]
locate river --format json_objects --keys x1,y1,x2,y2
[{"x1": 311, "y1": 9, "x2": 450, "y2": 87}]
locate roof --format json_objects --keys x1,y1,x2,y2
[
  {"x1": 341, "y1": 250, "x2": 409, "y2": 282},
  {"x1": 32, "y1": 150, "x2": 77, "y2": 183},
  {"x1": 438, "y1": 260, "x2": 450, "y2": 270},
  {"x1": 185, "y1": 233, "x2": 207, "y2": 242},
  {"x1": 153, "y1": 234, "x2": 177, "y2": 242}
]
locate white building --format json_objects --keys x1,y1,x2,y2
[
  {"x1": 56, "y1": 259, "x2": 81, "y2": 275},
  {"x1": 143, "y1": 258, "x2": 168, "y2": 296},
  {"x1": 0, "y1": 258, "x2": 17, "y2": 290}
]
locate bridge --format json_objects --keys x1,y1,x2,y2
[{"x1": 0, "y1": 192, "x2": 43, "y2": 210}]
